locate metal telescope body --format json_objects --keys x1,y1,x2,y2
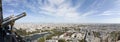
[{"x1": 2, "y1": 12, "x2": 26, "y2": 26}]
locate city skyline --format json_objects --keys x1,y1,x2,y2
[{"x1": 2, "y1": 0, "x2": 120, "y2": 23}]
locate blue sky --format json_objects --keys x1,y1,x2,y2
[{"x1": 2, "y1": 0, "x2": 120, "y2": 23}]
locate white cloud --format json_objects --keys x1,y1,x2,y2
[
  {"x1": 99, "y1": 0, "x2": 120, "y2": 16},
  {"x1": 37, "y1": 0, "x2": 81, "y2": 19},
  {"x1": 3, "y1": 0, "x2": 12, "y2": 3},
  {"x1": 102, "y1": 18, "x2": 120, "y2": 23},
  {"x1": 47, "y1": 0, "x2": 65, "y2": 5},
  {"x1": 4, "y1": 0, "x2": 120, "y2": 23},
  {"x1": 3, "y1": 0, "x2": 19, "y2": 6},
  {"x1": 97, "y1": 0, "x2": 120, "y2": 23},
  {"x1": 100, "y1": 11, "x2": 120, "y2": 16},
  {"x1": 81, "y1": 11, "x2": 97, "y2": 17}
]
